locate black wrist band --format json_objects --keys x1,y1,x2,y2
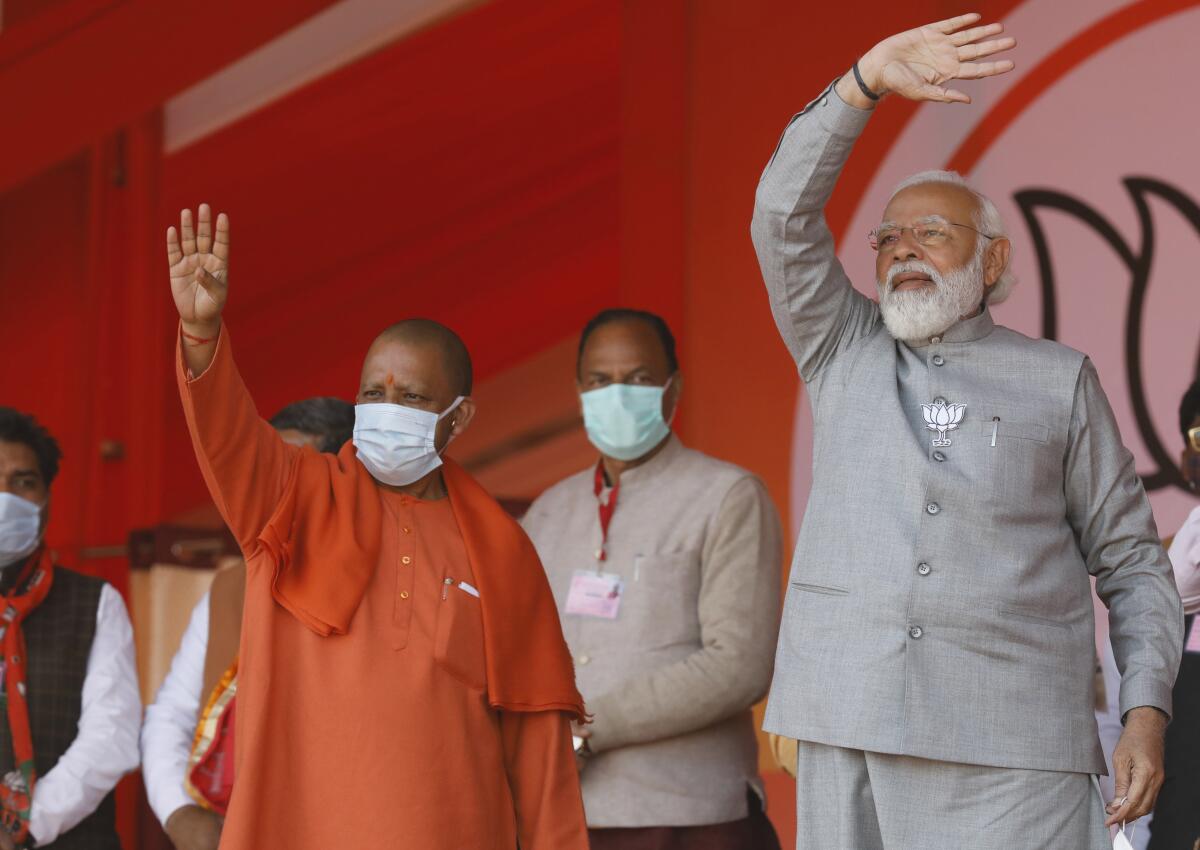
[{"x1": 852, "y1": 61, "x2": 881, "y2": 101}]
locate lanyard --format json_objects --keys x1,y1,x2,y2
[{"x1": 592, "y1": 462, "x2": 620, "y2": 562}]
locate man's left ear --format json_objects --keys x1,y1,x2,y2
[
  {"x1": 984, "y1": 237, "x2": 1012, "y2": 288},
  {"x1": 448, "y1": 398, "x2": 477, "y2": 440}
]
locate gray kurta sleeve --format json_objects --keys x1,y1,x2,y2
[
  {"x1": 585, "y1": 476, "x2": 783, "y2": 753},
  {"x1": 1064, "y1": 358, "x2": 1183, "y2": 719},
  {"x1": 750, "y1": 82, "x2": 881, "y2": 383}
]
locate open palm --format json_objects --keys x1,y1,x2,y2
[
  {"x1": 167, "y1": 205, "x2": 229, "y2": 327},
  {"x1": 872, "y1": 13, "x2": 1016, "y2": 103}
]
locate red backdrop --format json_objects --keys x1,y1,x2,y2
[{"x1": 0, "y1": 1, "x2": 1028, "y2": 845}]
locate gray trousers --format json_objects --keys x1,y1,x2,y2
[{"x1": 794, "y1": 741, "x2": 1111, "y2": 850}]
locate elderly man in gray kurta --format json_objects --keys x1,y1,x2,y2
[
  {"x1": 521, "y1": 308, "x2": 783, "y2": 849},
  {"x1": 750, "y1": 13, "x2": 1183, "y2": 850}
]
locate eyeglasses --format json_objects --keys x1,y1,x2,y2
[
  {"x1": 868, "y1": 220, "x2": 996, "y2": 251},
  {"x1": 1188, "y1": 425, "x2": 1200, "y2": 452}
]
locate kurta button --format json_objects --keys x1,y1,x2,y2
[
  {"x1": 933, "y1": 451, "x2": 946, "y2": 462},
  {"x1": 917, "y1": 563, "x2": 931, "y2": 576},
  {"x1": 577, "y1": 654, "x2": 591, "y2": 665},
  {"x1": 909, "y1": 626, "x2": 924, "y2": 639},
  {"x1": 932, "y1": 354, "x2": 945, "y2": 366},
  {"x1": 402, "y1": 527, "x2": 411, "y2": 534},
  {"x1": 933, "y1": 396, "x2": 947, "y2": 405},
  {"x1": 931, "y1": 336, "x2": 942, "y2": 344},
  {"x1": 401, "y1": 556, "x2": 412, "y2": 565},
  {"x1": 400, "y1": 591, "x2": 410, "y2": 600},
  {"x1": 926, "y1": 502, "x2": 940, "y2": 515}
]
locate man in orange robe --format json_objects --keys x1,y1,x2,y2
[{"x1": 164, "y1": 204, "x2": 588, "y2": 849}]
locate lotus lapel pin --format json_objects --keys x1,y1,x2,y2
[{"x1": 922, "y1": 400, "x2": 967, "y2": 448}]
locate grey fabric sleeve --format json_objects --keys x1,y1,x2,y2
[
  {"x1": 1065, "y1": 358, "x2": 1184, "y2": 719},
  {"x1": 750, "y1": 81, "x2": 881, "y2": 383}
]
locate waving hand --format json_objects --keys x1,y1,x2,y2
[
  {"x1": 167, "y1": 204, "x2": 229, "y2": 373},
  {"x1": 840, "y1": 13, "x2": 1016, "y2": 108}
]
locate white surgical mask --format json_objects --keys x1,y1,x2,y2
[
  {"x1": 0, "y1": 493, "x2": 43, "y2": 567},
  {"x1": 1113, "y1": 823, "x2": 1135, "y2": 850},
  {"x1": 353, "y1": 397, "x2": 464, "y2": 487},
  {"x1": 580, "y1": 379, "x2": 674, "y2": 462}
]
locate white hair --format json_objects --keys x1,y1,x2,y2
[
  {"x1": 877, "y1": 246, "x2": 986, "y2": 344},
  {"x1": 889, "y1": 170, "x2": 1016, "y2": 304}
]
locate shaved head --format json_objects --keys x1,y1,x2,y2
[{"x1": 372, "y1": 319, "x2": 473, "y2": 396}]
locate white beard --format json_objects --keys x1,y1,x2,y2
[{"x1": 876, "y1": 248, "x2": 986, "y2": 344}]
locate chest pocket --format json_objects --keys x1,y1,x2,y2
[
  {"x1": 624, "y1": 550, "x2": 702, "y2": 651},
  {"x1": 966, "y1": 418, "x2": 1060, "y2": 512},
  {"x1": 434, "y1": 579, "x2": 486, "y2": 691},
  {"x1": 976, "y1": 419, "x2": 1049, "y2": 444}
]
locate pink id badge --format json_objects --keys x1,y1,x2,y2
[{"x1": 565, "y1": 570, "x2": 623, "y2": 619}]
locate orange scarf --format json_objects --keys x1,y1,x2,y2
[
  {"x1": 256, "y1": 446, "x2": 585, "y2": 719},
  {"x1": 0, "y1": 547, "x2": 53, "y2": 844}
]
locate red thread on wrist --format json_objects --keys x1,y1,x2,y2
[{"x1": 181, "y1": 329, "x2": 216, "y2": 345}]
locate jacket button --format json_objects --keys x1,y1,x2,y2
[
  {"x1": 917, "y1": 563, "x2": 931, "y2": 576},
  {"x1": 909, "y1": 626, "x2": 924, "y2": 639},
  {"x1": 932, "y1": 354, "x2": 945, "y2": 366},
  {"x1": 926, "y1": 502, "x2": 940, "y2": 515},
  {"x1": 932, "y1": 451, "x2": 946, "y2": 462},
  {"x1": 577, "y1": 654, "x2": 591, "y2": 666},
  {"x1": 933, "y1": 396, "x2": 947, "y2": 405}
]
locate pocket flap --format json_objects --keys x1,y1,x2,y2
[{"x1": 977, "y1": 420, "x2": 1049, "y2": 443}]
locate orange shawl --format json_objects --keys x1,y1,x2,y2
[{"x1": 255, "y1": 446, "x2": 585, "y2": 719}]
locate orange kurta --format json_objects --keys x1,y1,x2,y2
[{"x1": 178, "y1": 329, "x2": 587, "y2": 849}]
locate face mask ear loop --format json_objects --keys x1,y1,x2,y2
[
  {"x1": 662, "y1": 375, "x2": 680, "y2": 428},
  {"x1": 439, "y1": 396, "x2": 467, "y2": 450},
  {"x1": 37, "y1": 498, "x2": 48, "y2": 548}
]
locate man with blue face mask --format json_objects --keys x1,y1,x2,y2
[
  {"x1": 0, "y1": 408, "x2": 141, "y2": 849},
  {"x1": 521, "y1": 309, "x2": 785, "y2": 849},
  {"x1": 164, "y1": 204, "x2": 588, "y2": 850}
]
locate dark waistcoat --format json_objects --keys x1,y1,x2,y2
[{"x1": 0, "y1": 567, "x2": 119, "y2": 849}]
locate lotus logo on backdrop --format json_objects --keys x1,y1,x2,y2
[{"x1": 1015, "y1": 177, "x2": 1200, "y2": 495}]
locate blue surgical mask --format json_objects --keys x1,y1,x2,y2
[
  {"x1": 580, "y1": 379, "x2": 674, "y2": 461},
  {"x1": 0, "y1": 493, "x2": 43, "y2": 567}
]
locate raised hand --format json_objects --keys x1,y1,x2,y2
[
  {"x1": 167, "y1": 204, "x2": 229, "y2": 373},
  {"x1": 167, "y1": 204, "x2": 229, "y2": 334},
  {"x1": 840, "y1": 12, "x2": 1016, "y2": 108}
]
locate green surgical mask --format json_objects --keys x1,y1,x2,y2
[{"x1": 580, "y1": 379, "x2": 673, "y2": 461}]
